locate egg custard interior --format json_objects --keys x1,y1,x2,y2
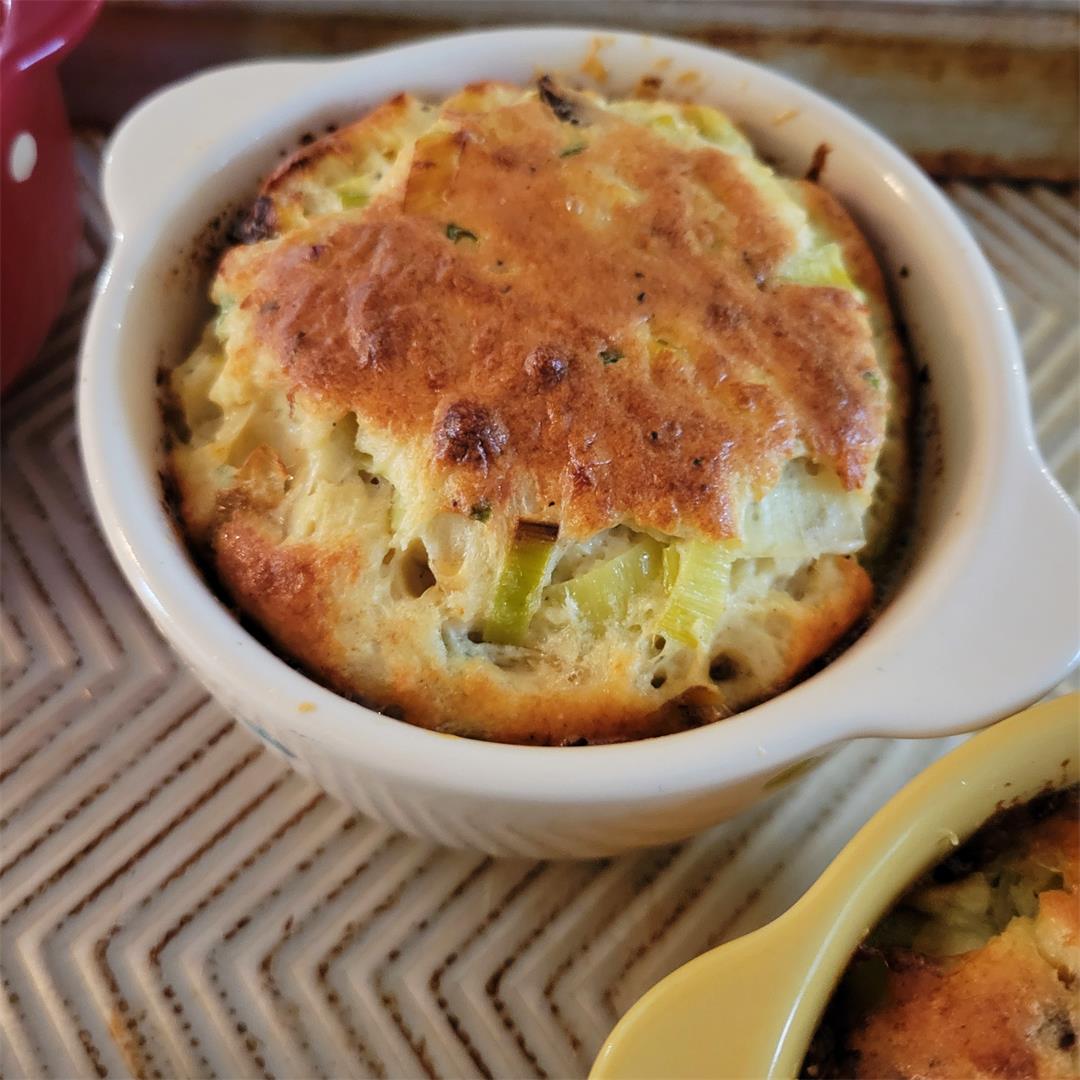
[{"x1": 166, "y1": 79, "x2": 912, "y2": 744}]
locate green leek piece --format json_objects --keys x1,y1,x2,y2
[
  {"x1": 336, "y1": 178, "x2": 370, "y2": 209},
  {"x1": 662, "y1": 545, "x2": 680, "y2": 592},
  {"x1": 679, "y1": 105, "x2": 753, "y2": 156},
  {"x1": 778, "y1": 241, "x2": 857, "y2": 293},
  {"x1": 647, "y1": 336, "x2": 691, "y2": 364},
  {"x1": 483, "y1": 522, "x2": 559, "y2": 645},
  {"x1": 658, "y1": 541, "x2": 732, "y2": 646},
  {"x1": 550, "y1": 538, "x2": 662, "y2": 628}
]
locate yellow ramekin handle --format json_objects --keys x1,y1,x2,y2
[
  {"x1": 593, "y1": 694, "x2": 1080, "y2": 1080},
  {"x1": 590, "y1": 913, "x2": 820, "y2": 1080}
]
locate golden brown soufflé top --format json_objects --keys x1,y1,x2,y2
[
  {"x1": 167, "y1": 80, "x2": 910, "y2": 744},
  {"x1": 221, "y1": 79, "x2": 884, "y2": 540}
]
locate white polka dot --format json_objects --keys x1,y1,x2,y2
[{"x1": 9, "y1": 132, "x2": 37, "y2": 183}]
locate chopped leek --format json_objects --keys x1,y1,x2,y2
[
  {"x1": 647, "y1": 336, "x2": 691, "y2": 364},
  {"x1": 549, "y1": 538, "x2": 662, "y2": 628},
  {"x1": 740, "y1": 459, "x2": 867, "y2": 559},
  {"x1": 658, "y1": 541, "x2": 732, "y2": 646},
  {"x1": 336, "y1": 178, "x2": 370, "y2": 209},
  {"x1": 483, "y1": 522, "x2": 559, "y2": 645},
  {"x1": 662, "y1": 545, "x2": 680, "y2": 592},
  {"x1": 778, "y1": 241, "x2": 859, "y2": 294},
  {"x1": 679, "y1": 105, "x2": 753, "y2": 156}
]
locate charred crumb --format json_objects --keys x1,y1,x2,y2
[
  {"x1": 446, "y1": 222, "x2": 479, "y2": 243},
  {"x1": 232, "y1": 196, "x2": 277, "y2": 244},
  {"x1": 899, "y1": 265, "x2": 911, "y2": 279},
  {"x1": 188, "y1": 203, "x2": 243, "y2": 271},
  {"x1": 158, "y1": 467, "x2": 179, "y2": 513},
  {"x1": 636, "y1": 292, "x2": 646, "y2": 302},
  {"x1": 525, "y1": 346, "x2": 570, "y2": 387},
  {"x1": 706, "y1": 302, "x2": 747, "y2": 330},
  {"x1": 647, "y1": 420, "x2": 682, "y2": 445},
  {"x1": 635, "y1": 74, "x2": 663, "y2": 99},
  {"x1": 157, "y1": 466, "x2": 190, "y2": 549},
  {"x1": 160, "y1": 394, "x2": 191, "y2": 447},
  {"x1": 806, "y1": 142, "x2": 831, "y2": 183},
  {"x1": 1056, "y1": 1017, "x2": 1076, "y2": 1051},
  {"x1": 514, "y1": 519, "x2": 560, "y2": 542},
  {"x1": 299, "y1": 132, "x2": 316, "y2": 146},
  {"x1": 434, "y1": 400, "x2": 509, "y2": 470},
  {"x1": 538, "y1": 75, "x2": 586, "y2": 125}
]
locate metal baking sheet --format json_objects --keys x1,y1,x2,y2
[{"x1": 1, "y1": 135, "x2": 1076, "y2": 1079}]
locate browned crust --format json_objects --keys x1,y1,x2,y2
[
  {"x1": 211, "y1": 514, "x2": 356, "y2": 695},
  {"x1": 796, "y1": 178, "x2": 912, "y2": 427},
  {"x1": 206, "y1": 517, "x2": 873, "y2": 743},
  {"x1": 778, "y1": 554, "x2": 873, "y2": 676},
  {"x1": 220, "y1": 86, "x2": 886, "y2": 542},
  {"x1": 848, "y1": 916, "x2": 1079, "y2": 1078},
  {"x1": 829, "y1": 793, "x2": 1080, "y2": 1080}
]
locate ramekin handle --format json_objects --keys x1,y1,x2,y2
[
  {"x1": 102, "y1": 61, "x2": 326, "y2": 237},
  {"x1": 846, "y1": 459, "x2": 1079, "y2": 738}
]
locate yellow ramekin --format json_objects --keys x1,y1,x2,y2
[{"x1": 591, "y1": 691, "x2": 1080, "y2": 1079}]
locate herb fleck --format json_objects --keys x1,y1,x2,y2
[
  {"x1": 599, "y1": 348, "x2": 623, "y2": 365},
  {"x1": 470, "y1": 502, "x2": 492, "y2": 522},
  {"x1": 862, "y1": 370, "x2": 881, "y2": 389},
  {"x1": 692, "y1": 457, "x2": 703, "y2": 467},
  {"x1": 636, "y1": 292, "x2": 646, "y2": 302},
  {"x1": 446, "y1": 223, "x2": 478, "y2": 243},
  {"x1": 560, "y1": 142, "x2": 586, "y2": 158}
]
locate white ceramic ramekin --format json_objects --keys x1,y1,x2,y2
[{"x1": 79, "y1": 28, "x2": 1079, "y2": 858}]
